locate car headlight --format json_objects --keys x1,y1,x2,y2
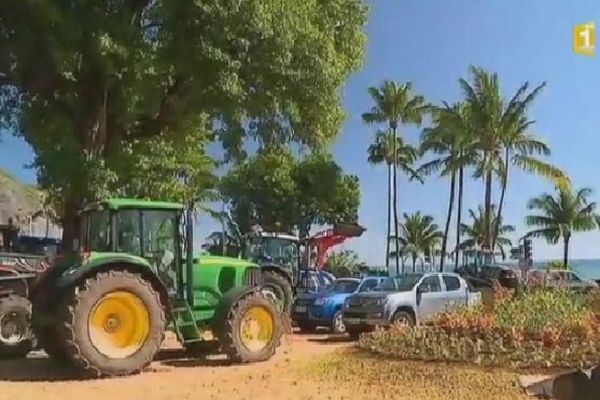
[
  {"x1": 374, "y1": 297, "x2": 388, "y2": 306},
  {"x1": 314, "y1": 298, "x2": 328, "y2": 306}
]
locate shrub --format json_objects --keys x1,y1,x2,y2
[{"x1": 359, "y1": 288, "x2": 600, "y2": 369}]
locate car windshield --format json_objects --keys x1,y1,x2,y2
[
  {"x1": 375, "y1": 274, "x2": 423, "y2": 292},
  {"x1": 329, "y1": 280, "x2": 359, "y2": 293}
]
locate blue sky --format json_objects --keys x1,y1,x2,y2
[{"x1": 2, "y1": 0, "x2": 600, "y2": 262}]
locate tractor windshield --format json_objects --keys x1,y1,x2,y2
[
  {"x1": 81, "y1": 210, "x2": 111, "y2": 252},
  {"x1": 244, "y1": 236, "x2": 299, "y2": 272}
]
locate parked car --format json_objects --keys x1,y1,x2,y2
[
  {"x1": 342, "y1": 272, "x2": 480, "y2": 340},
  {"x1": 542, "y1": 269, "x2": 598, "y2": 291},
  {"x1": 293, "y1": 276, "x2": 386, "y2": 333},
  {"x1": 458, "y1": 263, "x2": 520, "y2": 289}
]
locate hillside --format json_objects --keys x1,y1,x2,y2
[{"x1": 0, "y1": 169, "x2": 61, "y2": 238}]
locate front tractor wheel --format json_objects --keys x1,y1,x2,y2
[
  {"x1": 218, "y1": 292, "x2": 282, "y2": 363},
  {"x1": 57, "y1": 270, "x2": 166, "y2": 377}
]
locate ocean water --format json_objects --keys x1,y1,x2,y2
[{"x1": 533, "y1": 259, "x2": 600, "y2": 280}]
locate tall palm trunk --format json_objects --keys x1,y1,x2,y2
[
  {"x1": 440, "y1": 172, "x2": 456, "y2": 271},
  {"x1": 492, "y1": 147, "x2": 510, "y2": 251},
  {"x1": 391, "y1": 127, "x2": 400, "y2": 275},
  {"x1": 412, "y1": 254, "x2": 417, "y2": 273},
  {"x1": 454, "y1": 165, "x2": 464, "y2": 270},
  {"x1": 385, "y1": 163, "x2": 392, "y2": 270},
  {"x1": 484, "y1": 167, "x2": 493, "y2": 249},
  {"x1": 563, "y1": 233, "x2": 571, "y2": 269}
]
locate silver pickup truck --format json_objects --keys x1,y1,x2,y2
[{"x1": 342, "y1": 272, "x2": 480, "y2": 339}]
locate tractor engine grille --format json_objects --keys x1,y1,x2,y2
[{"x1": 244, "y1": 267, "x2": 263, "y2": 287}]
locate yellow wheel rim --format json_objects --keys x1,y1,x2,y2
[
  {"x1": 88, "y1": 291, "x2": 150, "y2": 359},
  {"x1": 239, "y1": 306, "x2": 275, "y2": 352}
]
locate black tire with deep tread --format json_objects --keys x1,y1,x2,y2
[
  {"x1": 262, "y1": 270, "x2": 293, "y2": 315},
  {"x1": 0, "y1": 295, "x2": 34, "y2": 359},
  {"x1": 330, "y1": 310, "x2": 346, "y2": 334},
  {"x1": 217, "y1": 291, "x2": 282, "y2": 363},
  {"x1": 56, "y1": 270, "x2": 166, "y2": 377}
]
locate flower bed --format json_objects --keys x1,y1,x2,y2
[{"x1": 359, "y1": 288, "x2": 600, "y2": 369}]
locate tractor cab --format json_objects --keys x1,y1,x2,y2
[
  {"x1": 78, "y1": 199, "x2": 183, "y2": 297},
  {"x1": 243, "y1": 230, "x2": 300, "y2": 286}
]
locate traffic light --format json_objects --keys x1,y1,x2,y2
[{"x1": 523, "y1": 238, "x2": 532, "y2": 264}]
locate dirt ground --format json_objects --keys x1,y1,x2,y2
[{"x1": 0, "y1": 332, "x2": 529, "y2": 400}]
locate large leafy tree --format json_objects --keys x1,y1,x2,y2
[
  {"x1": 0, "y1": 0, "x2": 367, "y2": 246},
  {"x1": 362, "y1": 81, "x2": 428, "y2": 273},
  {"x1": 367, "y1": 130, "x2": 421, "y2": 271},
  {"x1": 459, "y1": 67, "x2": 563, "y2": 251},
  {"x1": 221, "y1": 149, "x2": 360, "y2": 238},
  {"x1": 325, "y1": 249, "x2": 365, "y2": 278},
  {"x1": 419, "y1": 102, "x2": 476, "y2": 271},
  {"x1": 460, "y1": 205, "x2": 514, "y2": 259},
  {"x1": 526, "y1": 186, "x2": 599, "y2": 269},
  {"x1": 392, "y1": 211, "x2": 442, "y2": 273}
]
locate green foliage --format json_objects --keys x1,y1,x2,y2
[
  {"x1": 325, "y1": 249, "x2": 364, "y2": 277},
  {"x1": 221, "y1": 148, "x2": 360, "y2": 237},
  {"x1": 460, "y1": 205, "x2": 514, "y2": 258},
  {"x1": 545, "y1": 260, "x2": 569, "y2": 270},
  {"x1": 360, "y1": 288, "x2": 600, "y2": 369},
  {"x1": 0, "y1": 0, "x2": 368, "y2": 235},
  {"x1": 526, "y1": 185, "x2": 600, "y2": 267},
  {"x1": 391, "y1": 211, "x2": 442, "y2": 271}
]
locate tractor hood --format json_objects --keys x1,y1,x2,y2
[{"x1": 197, "y1": 254, "x2": 257, "y2": 268}]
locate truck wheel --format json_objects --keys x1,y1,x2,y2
[
  {"x1": 330, "y1": 310, "x2": 346, "y2": 334},
  {"x1": 262, "y1": 270, "x2": 293, "y2": 315},
  {"x1": 392, "y1": 310, "x2": 415, "y2": 326},
  {"x1": 57, "y1": 270, "x2": 166, "y2": 377},
  {"x1": 0, "y1": 295, "x2": 34, "y2": 359},
  {"x1": 218, "y1": 292, "x2": 282, "y2": 363}
]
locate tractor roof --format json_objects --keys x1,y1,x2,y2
[{"x1": 86, "y1": 198, "x2": 185, "y2": 211}]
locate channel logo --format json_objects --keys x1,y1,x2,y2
[{"x1": 573, "y1": 21, "x2": 595, "y2": 56}]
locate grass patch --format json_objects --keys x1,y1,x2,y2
[{"x1": 304, "y1": 350, "x2": 529, "y2": 400}]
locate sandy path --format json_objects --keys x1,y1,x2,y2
[{"x1": 0, "y1": 333, "x2": 354, "y2": 400}]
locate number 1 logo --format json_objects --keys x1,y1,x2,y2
[{"x1": 573, "y1": 21, "x2": 595, "y2": 56}]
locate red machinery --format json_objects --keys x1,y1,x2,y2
[{"x1": 306, "y1": 223, "x2": 366, "y2": 270}]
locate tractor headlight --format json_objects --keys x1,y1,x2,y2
[{"x1": 314, "y1": 297, "x2": 328, "y2": 306}]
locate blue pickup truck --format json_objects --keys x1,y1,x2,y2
[{"x1": 292, "y1": 276, "x2": 386, "y2": 333}]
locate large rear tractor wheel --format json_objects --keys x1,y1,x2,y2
[
  {"x1": 262, "y1": 271, "x2": 293, "y2": 315},
  {"x1": 218, "y1": 292, "x2": 282, "y2": 363},
  {"x1": 0, "y1": 295, "x2": 34, "y2": 359},
  {"x1": 57, "y1": 270, "x2": 166, "y2": 377}
]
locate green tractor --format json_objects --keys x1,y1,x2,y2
[{"x1": 31, "y1": 198, "x2": 283, "y2": 377}]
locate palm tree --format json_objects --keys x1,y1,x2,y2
[
  {"x1": 419, "y1": 102, "x2": 476, "y2": 271},
  {"x1": 526, "y1": 186, "x2": 599, "y2": 269},
  {"x1": 363, "y1": 81, "x2": 428, "y2": 274},
  {"x1": 460, "y1": 205, "x2": 515, "y2": 259},
  {"x1": 392, "y1": 211, "x2": 443, "y2": 273},
  {"x1": 368, "y1": 130, "x2": 422, "y2": 272},
  {"x1": 459, "y1": 67, "x2": 562, "y2": 251}
]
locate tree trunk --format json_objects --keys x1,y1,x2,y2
[
  {"x1": 440, "y1": 172, "x2": 456, "y2": 272},
  {"x1": 385, "y1": 162, "x2": 392, "y2": 270},
  {"x1": 492, "y1": 147, "x2": 510, "y2": 251},
  {"x1": 392, "y1": 128, "x2": 400, "y2": 275},
  {"x1": 454, "y1": 165, "x2": 464, "y2": 271},
  {"x1": 484, "y1": 167, "x2": 493, "y2": 249},
  {"x1": 412, "y1": 254, "x2": 416, "y2": 273},
  {"x1": 563, "y1": 233, "x2": 570, "y2": 269}
]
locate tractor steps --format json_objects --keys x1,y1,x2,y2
[{"x1": 171, "y1": 303, "x2": 202, "y2": 343}]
